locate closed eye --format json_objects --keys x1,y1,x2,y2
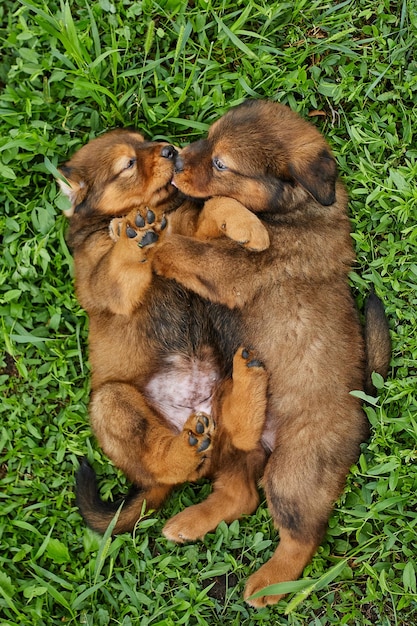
[{"x1": 213, "y1": 157, "x2": 228, "y2": 172}]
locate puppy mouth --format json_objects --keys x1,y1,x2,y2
[
  {"x1": 153, "y1": 181, "x2": 183, "y2": 209},
  {"x1": 156, "y1": 180, "x2": 177, "y2": 194}
]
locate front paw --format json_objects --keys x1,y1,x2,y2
[
  {"x1": 109, "y1": 207, "x2": 167, "y2": 249},
  {"x1": 199, "y1": 197, "x2": 270, "y2": 251},
  {"x1": 221, "y1": 217, "x2": 269, "y2": 251}
]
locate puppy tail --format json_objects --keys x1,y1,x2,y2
[
  {"x1": 364, "y1": 291, "x2": 391, "y2": 395},
  {"x1": 75, "y1": 458, "x2": 170, "y2": 535}
]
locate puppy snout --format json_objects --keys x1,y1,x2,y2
[
  {"x1": 161, "y1": 144, "x2": 178, "y2": 160},
  {"x1": 174, "y1": 154, "x2": 184, "y2": 173}
]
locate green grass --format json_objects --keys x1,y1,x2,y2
[{"x1": 1, "y1": 0, "x2": 416, "y2": 623}]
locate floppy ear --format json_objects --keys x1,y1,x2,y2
[
  {"x1": 288, "y1": 148, "x2": 337, "y2": 206},
  {"x1": 57, "y1": 165, "x2": 87, "y2": 217}
]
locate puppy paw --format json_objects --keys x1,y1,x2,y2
[
  {"x1": 198, "y1": 197, "x2": 270, "y2": 251},
  {"x1": 162, "y1": 506, "x2": 209, "y2": 543},
  {"x1": 109, "y1": 207, "x2": 167, "y2": 250},
  {"x1": 221, "y1": 346, "x2": 268, "y2": 451},
  {"x1": 244, "y1": 567, "x2": 284, "y2": 608},
  {"x1": 222, "y1": 219, "x2": 270, "y2": 252},
  {"x1": 174, "y1": 411, "x2": 215, "y2": 483},
  {"x1": 185, "y1": 411, "x2": 215, "y2": 454},
  {"x1": 240, "y1": 347, "x2": 264, "y2": 371}
]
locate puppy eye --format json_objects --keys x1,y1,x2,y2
[
  {"x1": 213, "y1": 157, "x2": 228, "y2": 172},
  {"x1": 125, "y1": 157, "x2": 136, "y2": 170}
]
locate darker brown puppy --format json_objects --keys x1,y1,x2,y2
[
  {"x1": 152, "y1": 100, "x2": 391, "y2": 606},
  {"x1": 59, "y1": 129, "x2": 269, "y2": 537}
]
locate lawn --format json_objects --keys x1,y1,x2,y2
[{"x1": 1, "y1": 0, "x2": 416, "y2": 624}]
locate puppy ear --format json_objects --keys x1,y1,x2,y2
[
  {"x1": 288, "y1": 148, "x2": 337, "y2": 206},
  {"x1": 57, "y1": 165, "x2": 86, "y2": 217}
]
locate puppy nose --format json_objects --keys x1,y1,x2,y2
[
  {"x1": 161, "y1": 144, "x2": 177, "y2": 159},
  {"x1": 174, "y1": 155, "x2": 184, "y2": 173}
]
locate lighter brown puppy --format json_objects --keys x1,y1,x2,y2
[
  {"x1": 152, "y1": 100, "x2": 391, "y2": 606},
  {"x1": 59, "y1": 130, "x2": 269, "y2": 536}
]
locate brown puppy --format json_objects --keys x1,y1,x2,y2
[
  {"x1": 151, "y1": 100, "x2": 391, "y2": 606},
  {"x1": 58, "y1": 130, "x2": 269, "y2": 536}
]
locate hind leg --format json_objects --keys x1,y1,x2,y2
[
  {"x1": 244, "y1": 529, "x2": 318, "y2": 607},
  {"x1": 221, "y1": 347, "x2": 268, "y2": 451},
  {"x1": 163, "y1": 444, "x2": 266, "y2": 542},
  {"x1": 76, "y1": 391, "x2": 215, "y2": 536},
  {"x1": 90, "y1": 382, "x2": 216, "y2": 488},
  {"x1": 244, "y1": 402, "x2": 367, "y2": 607},
  {"x1": 162, "y1": 350, "x2": 268, "y2": 542}
]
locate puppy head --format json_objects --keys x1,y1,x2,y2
[
  {"x1": 58, "y1": 130, "x2": 178, "y2": 218},
  {"x1": 173, "y1": 100, "x2": 338, "y2": 213}
]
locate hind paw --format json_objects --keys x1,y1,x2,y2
[{"x1": 185, "y1": 412, "x2": 215, "y2": 454}]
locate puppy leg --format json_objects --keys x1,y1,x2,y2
[
  {"x1": 90, "y1": 382, "x2": 215, "y2": 488},
  {"x1": 195, "y1": 197, "x2": 270, "y2": 251},
  {"x1": 244, "y1": 402, "x2": 366, "y2": 607},
  {"x1": 221, "y1": 347, "x2": 268, "y2": 451},
  {"x1": 152, "y1": 235, "x2": 260, "y2": 308},
  {"x1": 244, "y1": 529, "x2": 317, "y2": 607},
  {"x1": 163, "y1": 444, "x2": 266, "y2": 542},
  {"x1": 100, "y1": 206, "x2": 167, "y2": 315},
  {"x1": 162, "y1": 351, "x2": 268, "y2": 541}
]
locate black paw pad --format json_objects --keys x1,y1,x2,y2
[
  {"x1": 197, "y1": 437, "x2": 211, "y2": 453},
  {"x1": 138, "y1": 230, "x2": 158, "y2": 248},
  {"x1": 146, "y1": 209, "x2": 155, "y2": 224},
  {"x1": 135, "y1": 214, "x2": 145, "y2": 228},
  {"x1": 247, "y1": 359, "x2": 263, "y2": 368},
  {"x1": 188, "y1": 433, "x2": 198, "y2": 446},
  {"x1": 126, "y1": 227, "x2": 137, "y2": 238}
]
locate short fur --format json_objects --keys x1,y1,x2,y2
[
  {"x1": 60, "y1": 130, "x2": 270, "y2": 536},
  {"x1": 150, "y1": 100, "x2": 392, "y2": 606}
]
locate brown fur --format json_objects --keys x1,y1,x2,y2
[
  {"x1": 150, "y1": 100, "x2": 391, "y2": 606},
  {"x1": 59, "y1": 130, "x2": 269, "y2": 536}
]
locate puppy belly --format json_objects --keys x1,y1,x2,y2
[{"x1": 145, "y1": 352, "x2": 221, "y2": 431}]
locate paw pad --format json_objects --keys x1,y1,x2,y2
[
  {"x1": 135, "y1": 214, "x2": 145, "y2": 228},
  {"x1": 110, "y1": 207, "x2": 167, "y2": 248},
  {"x1": 187, "y1": 412, "x2": 214, "y2": 453},
  {"x1": 146, "y1": 209, "x2": 155, "y2": 224},
  {"x1": 138, "y1": 230, "x2": 159, "y2": 248},
  {"x1": 242, "y1": 347, "x2": 264, "y2": 369}
]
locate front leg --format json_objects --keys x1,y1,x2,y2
[
  {"x1": 152, "y1": 234, "x2": 262, "y2": 308},
  {"x1": 99, "y1": 206, "x2": 167, "y2": 315},
  {"x1": 195, "y1": 197, "x2": 270, "y2": 252}
]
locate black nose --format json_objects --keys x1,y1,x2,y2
[
  {"x1": 174, "y1": 155, "x2": 184, "y2": 173},
  {"x1": 161, "y1": 144, "x2": 177, "y2": 159}
]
